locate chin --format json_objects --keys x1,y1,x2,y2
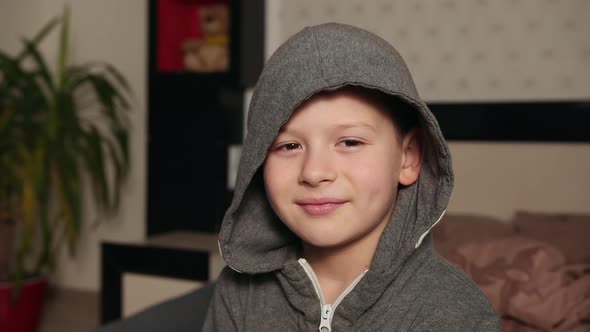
[{"x1": 299, "y1": 232, "x2": 353, "y2": 250}]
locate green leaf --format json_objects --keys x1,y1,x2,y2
[
  {"x1": 81, "y1": 126, "x2": 111, "y2": 212},
  {"x1": 84, "y1": 61, "x2": 132, "y2": 95},
  {"x1": 104, "y1": 137, "x2": 128, "y2": 212},
  {"x1": 0, "y1": 108, "x2": 14, "y2": 134},
  {"x1": 114, "y1": 128, "x2": 130, "y2": 175},
  {"x1": 17, "y1": 16, "x2": 60, "y2": 61},
  {"x1": 69, "y1": 69, "x2": 132, "y2": 113},
  {"x1": 56, "y1": 165, "x2": 81, "y2": 255},
  {"x1": 46, "y1": 143, "x2": 82, "y2": 256},
  {"x1": 57, "y1": 5, "x2": 70, "y2": 90},
  {"x1": 33, "y1": 198, "x2": 52, "y2": 274},
  {"x1": 0, "y1": 5, "x2": 131, "y2": 291},
  {"x1": 0, "y1": 50, "x2": 25, "y2": 86},
  {"x1": 21, "y1": 38, "x2": 55, "y2": 95}
]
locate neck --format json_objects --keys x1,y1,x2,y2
[
  {"x1": 302, "y1": 222, "x2": 386, "y2": 303},
  {"x1": 303, "y1": 242, "x2": 371, "y2": 281}
]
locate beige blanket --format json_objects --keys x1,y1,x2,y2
[{"x1": 448, "y1": 236, "x2": 590, "y2": 331}]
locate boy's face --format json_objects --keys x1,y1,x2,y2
[{"x1": 263, "y1": 88, "x2": 422, "y2": 250}]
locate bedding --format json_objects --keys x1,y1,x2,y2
[{"x1": 433, "y1": 212, "x2": 590, "y2": 331}]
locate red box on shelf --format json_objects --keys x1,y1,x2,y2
[{"x1": 157, "y1": 0, "x2": 230, "y2": 72}]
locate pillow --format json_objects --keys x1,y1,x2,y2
[
  {"x1": 512, "y1": 211, "x2": 590, "y2": 265},
  {"x1": 449, "y1": 236, "x2": 566, "y2": 313},
  {"x1": 432, "y1": 213, "x2": 514, "y2": 260},
  {"x1": 449, "y1": 236, "x2": 589, "y2": 331}
]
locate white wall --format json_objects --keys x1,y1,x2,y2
[
  {"x1": 271, "y1": 0, "x2": 590, "y2": 102},
  {"x1": 0, "y1": 0, "x2": 147, "y2": 291},
  {"x1": 448, "y1": 142, "x2": 590, "y2": 219},
  {"x1": 266, "y1": 0, "x2": 590, "y2": 221}
]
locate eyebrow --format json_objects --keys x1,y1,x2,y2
[
  {"x1": 334, "y1": 123, "x2": 377, "y2": 131},
  {"x1": 278, "y1": 122, "x2": 377, "y2": 134}
]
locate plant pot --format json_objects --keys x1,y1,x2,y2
[{"x1": 0, "y1": 277, "x2": 48, "y2": 332}]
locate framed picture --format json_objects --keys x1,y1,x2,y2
[{"x1": 156, "y1": 0, "x2": 230, "y2": 73}]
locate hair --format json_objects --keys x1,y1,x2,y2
[{"x1": 330, "y1": 85, "x2": 420, "y2": 139}]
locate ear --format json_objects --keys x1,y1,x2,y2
[{"x1": 399, "y1": 128, "x2": 423, "y2": 186}]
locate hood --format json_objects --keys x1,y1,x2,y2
[{"x1": 218, "y1": 23, "x2": 453, "y2": 276}]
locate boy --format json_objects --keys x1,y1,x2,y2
[{"x1": 204, "y1": 23, "x2": 500, "y2": 331}]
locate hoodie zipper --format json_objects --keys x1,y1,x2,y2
[{"x1": 299, "y1": 259, "x2": 367, "y2": 332}]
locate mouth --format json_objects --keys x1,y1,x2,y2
[{"x1": 296, "y1": 198, "x2": 347, "y2": 216}]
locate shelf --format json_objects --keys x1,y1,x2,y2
[
  {"x1": 149, "y1": 0, "x2": 263, "y2": 86},
  {"x1": 152, "y1": 70, "x2": 237, "y2": 87},
  {"x1": 146, "y1": 0, "x2": 263, "y2": 235},
  {"x1": 101, "y1": 239, "x2": 210, "y2": 324}
]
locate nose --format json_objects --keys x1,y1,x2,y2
[{"x1": 298, "y1": 148, "x2": 336, "y2": 186}]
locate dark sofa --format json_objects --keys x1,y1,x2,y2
[{"x1": 96, "y1": 283, "x2": 215, "y2": 332}]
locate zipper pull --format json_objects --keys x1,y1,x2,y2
[{"x1": 319, "y1": 304, "x2": 332, "y2": 332}]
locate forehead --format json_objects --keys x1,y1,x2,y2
[
  {"x1": 280, "y1": 87, "x2": 395, "y2": 131},
  {"x1": 303, "y1": 86, "x2": 388, "y2": 111}
]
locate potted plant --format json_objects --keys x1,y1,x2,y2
[{"x1": 0, "y1": 6, "x2": 131, "y2": 331}]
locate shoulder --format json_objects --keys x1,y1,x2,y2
[
  {"x1": 213, "y1": 266, "x2": 279, "y2": 303},
  {"x1": 216, "y1": 266, "x2": 249, "y2": 286},
  {"x1": 206, "y1": 267, "x2": 280, "y2": 329},
  {"x1": 216, "y1": 265, "x2": 275, "y2": 287},
  {"x1": 213, "y1": 266, "x2": 254, "y2": 301},
  {"x1": 412, "y1": 253, "x2": 501, "y2": 330}
]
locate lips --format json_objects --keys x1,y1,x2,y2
[{"x1": 296, "y1": 197, "x2": 347, "y2": 216}]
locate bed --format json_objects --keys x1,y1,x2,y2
[{"x1": 433, "y1": 211, "x2": 590, "y2": 331}]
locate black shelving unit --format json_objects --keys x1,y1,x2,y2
[{"x1": 146, "y1": 0, "x2": 264, "y2": 234}]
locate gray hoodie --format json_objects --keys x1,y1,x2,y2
[{"x1": 203, "y1": 23, "x2": 500, "y2": 331}]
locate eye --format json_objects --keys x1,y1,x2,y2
[
  {"x1": 338, "y1": 139, "x2": 364, "y2": 147},
  {"x1": 276, "y1": 142, "x2": 301, "y2": 151}
]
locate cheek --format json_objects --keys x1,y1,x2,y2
[
  {"x1": 263, "y1": 160, "x2": 279, "y2": 202},
  {"x1": 263, "y1": 158, "x2": 301, "y2": 231},
  {"x1": 348, "y1": 149, "x2": 402, "y2": 200},
  {"x1": 263, "y1": 157, "x2": 294, "y2": 210}
]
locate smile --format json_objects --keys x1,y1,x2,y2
[{"x1": 296, "y1": 198, "x2": 347, "y2": 216}]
